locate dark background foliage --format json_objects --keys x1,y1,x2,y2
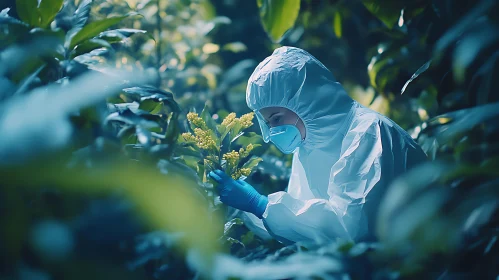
[{"x1": 0, "y1": 0, "x2": 498, "y2": 279}]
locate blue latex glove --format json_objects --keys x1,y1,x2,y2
[{"x1": 208, "y1": 169, "x2": 268, "y2": 219}]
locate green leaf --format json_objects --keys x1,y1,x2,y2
[
  {"x1": 175, "y1": 144, "x2": 202, "y2": 159},
  {"x1": 98, "y1": 28, "x2": 148, "y2": 43},
  {"x1": 1, "y1": 157, "x2": 223, "y2": 271},
  {"x1": 401, "y1": 60, "x2": 431, "y2": 94},
  {"x1": 69, "y1": 14, "x2": 132, "y2": 49},
  {"x1": 257, "y1": 0, "x2": 300, "y2": 42},
  {"x1": 13, "y1": 64, "x2": 45, "y2": 96},
  {"x1": 229, "y1": 121, "x2": 243, "y2": 143},
  {"x1": 435, "y1": 0, "x2": 496, "y2": 54},
  {"x1": 200, "y1": 105, "x2": 218, "y2": 133},
  {"x1": 223, "y1": 218, "x2": 244, "y2": 235},
  {"x1": 16, "y1": 0, "x2": 39, "y2": 26},
  {"x1": 362, "y1": 0, "x2": 401, "y2": 29},
  {"x1": 38, "y1": 0, "x2": 64, "y2": 28},
  {"x1": 200, "y1": 105, "x2": 220, "y2": 150},
  {"x1": 333, "y1": 10, "x2": 342, "y2": 38},
  {"x1": 363, "y1": 0, "x2": 429, "y2": 30},
  {"x1": 105, "y1": 109, "x2": 160, "y2": 129},
  {"x1": 242, "y1": 157, "x2": 263, "y2": 170},
  {"x1": 139, "y1": 99, "x2": 161, "y2": 113},
  {"x1": 73, "y1": 0, "x2": 92, "y2": 29},
  {"x1": 0, "y1": 8, "x2": 29, "y2": 26},
  {"x1": 452, "y1": 24, "x2": 499, "y2": 83},
  {"x1": 123, "y1": 86, "x2": 174, "y2": 102},
  {"x1": 425, "y1": 102, "x2": 499, "y2": 144},
  {"x1": 70, "y1": 38, "x2": 112, "y2": 58},
  {"x1": 222, "y1": 42, "x2": 247, "y2": 53}
]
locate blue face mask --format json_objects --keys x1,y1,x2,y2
[{"x1": 269, "y1": 117, "x2": 303, "y2": 154}]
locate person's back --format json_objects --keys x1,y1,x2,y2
[{"x1": 344, "y1": 104, "x2": 428, "y2": 241}]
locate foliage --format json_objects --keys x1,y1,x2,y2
[
  {"x1": 257, "y1": 0, "x2": 301, "y2": 43},
  {"x1": 181, "y1": 110, "x2": 261, "y2": 180},
  {"x1": 0, "y1": 0, "x2": 498, "y2": 279}
]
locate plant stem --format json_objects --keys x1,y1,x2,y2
[{"x1": 155, "y1": 0, "x2": 162, "y2": 70}]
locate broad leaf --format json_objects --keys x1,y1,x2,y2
[
  {"x1": 362, "y1": 0, "x2": 401, "y2": 29},
  {"x1": 242, "y1": 157, "x2": 262, "y2": 170},
  {"x1": 435, "y1": 0, "x2": 496, "y2": 54},
  {"x1": 425, "y1": 102, "x2": 499, "y2": 144},
  {"x1": 333, "y1": 10, "x2": 342, "y2": 38},
  {"x1": 98, "y1": 28, "x2": 148, "y2": 43},
  {"x1": 123, "y1": 86, "x2": 174, "y2": 101},
  {"x1": 15, "y1": 0, "x2": 39, "y2": 26},
  {"x1": 71, "y1": 38, "x2": 112, "y2": 58},
  {"x1": 69, "y1": 14, "x2": 132, "y2": 49},
  {"x1": 73, "y1": 0, "x2": 92, "y2": 29},
  {"x1": 123, "y1": 86, "x2": 180, "y2": 115},
  {"x1": 0, "y1": 68, "x2": 154, "y2": 163},
  {"x1": 200, "y1": 105, "x2": 219, "y2": 136},
  {"x1": 235, "y1": 132, "x2": 263, "y2": 147},
  {"x1": 0, "y1": 8, "x2": 29, "y2": 26},
  {"x1": 38, "y1": 0, "x2": 64, "y2": 28},
  {"x1": 362, "y1": 0, "x2": 428, "y2": 29},
  {"x1": 257, "y1": 0, "x2": 300, "y2": 42}
]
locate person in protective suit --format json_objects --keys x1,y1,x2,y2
[{"x1": 209, "y1": 46, "x2": 428, "y2": 246}]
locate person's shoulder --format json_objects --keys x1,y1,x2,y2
[
  {"x1": 349, "y1": 107, "x2": 383, "y2": 136},
  {"x1": 352, "y1": 106, "x2": 421, "y2": 146},
  {"x1": 352, "y1": 106, "x2": 404, "y2": 132}
]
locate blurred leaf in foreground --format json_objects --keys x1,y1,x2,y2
[{"x1": 0, "y1": 155, "x2": 223, "y2": 276}]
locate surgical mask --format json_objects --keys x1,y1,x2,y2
[{"x1": 255, "y1": 111, "x2": 303, "y2": 154}]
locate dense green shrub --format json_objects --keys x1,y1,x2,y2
[{"x1": 0, "y1": 0, "x2": 498, "y2": 279}]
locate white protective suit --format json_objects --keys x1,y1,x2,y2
[{"x1": 242, "y1": 46, "x2": 428, "y2": 245}]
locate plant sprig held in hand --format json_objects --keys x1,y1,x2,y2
[{"x1": 180, "y1": 106, "x2": 262, "y2": 187}]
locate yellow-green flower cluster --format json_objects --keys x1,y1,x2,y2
[
  {"x1": 221, "y1": 112, "x2": 236, "y2": 127},
  {"x1": 222, "y1": 150, "x2": 239, "y2": 166},
  {"x1": 232, "y1": 168, "x2": 252, "y2": 180},
  {"x1": 182, "y1": 129, "x2": 216, "y2": 150},
  {"x1": 238, "y1": 143, "x2": 254, "y2": 158},
  {"x1": 187, "y1": 112, "x2": 208, "y2": 130},
  {"x1": 193, "y1": 128, "x2": 216, "y2": 149},
  {"x1": 220, "y1": 112, "x2": 254, "y2": 129},
  {"x1": 239, "y1": 112, "x2": 254, "y2": 128},
  {"x1": 181, "y1": 132, "x2": 196, "y2": 142}
]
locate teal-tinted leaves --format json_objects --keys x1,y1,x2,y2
[
  {"x1": 241, "y1": 157, "x2": 262, "y2": 170},
  {"x1": 200, "y1": 105, "x2": 220, "y2": 137},
  {"x1": 98, "y1": 29, "x2": 149, "y2": 44},
  {"x1": 257, "y1": 0, "x2": 300, "y2": 42},
  {"x1": 15, "y1": 0, "x2": 63, "y2": 28},
  {"x1": 0, "y1": 8, "x2": 29, "y2": 27},
  {"x1": 15, "y1": 0, "x2": 40, "y2": 26},
  {"x1": 70, "y1": 38, "x2": 112, "y2": 59},
  {"x1": 69, "y1": 14, "x2": 134, "y2": 49},
  {"x1": 401, "y1": 60, "x2": 431, "y2": 94},
  {"x1": 123, "y1": 86, "x2": 180, "y2": 115},
  {"x1": 424, "y1": 102, "x2": 499, "y2": 144},
  {"x1": 72, "y1": 0, "x2": 92, "y2": 29},
  {"x1": 362, "y1": 0, "x2": 429, "y2": 29},
  {"x1": 362, "y1": 0, "x2": 401, "y2": 29},
  {"x1": 38, "y1": 0, "x2": 64, "y2": 28}
]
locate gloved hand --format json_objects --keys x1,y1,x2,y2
[{"x1": 208, "y1": 169, "x2": 268, "y2": 219}]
